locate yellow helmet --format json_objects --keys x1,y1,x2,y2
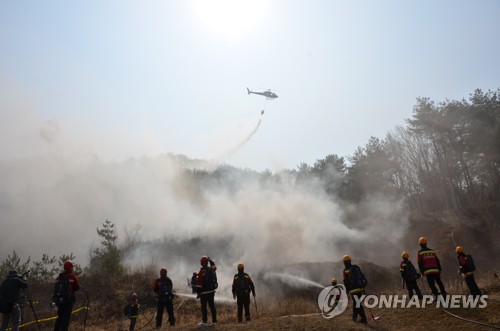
[
  {"x1": 331, "y1": 277, "x2": 337, "y2": 284},
  {"x1": 419, "y1": 237, "x2": 427, "y2": 245},
  {"x1": 401, "y1": 251, "x2": 409, "y2": 259},
  {"x1": 455, "y1": 246, "x2": 464, "y2": 253},
  {"x1": 237, "y1": 263, "x2": 244, "y2": 270},
  {"x1": 342, "y1": 255, "x2": 351, "y2": 262}
]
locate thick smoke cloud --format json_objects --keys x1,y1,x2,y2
[{"x1": 0, "y1": 90, "x2": 408, "y2": 293}]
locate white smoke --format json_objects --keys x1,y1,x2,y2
[{"x1": 0, "y1": 90, "x2": 408, "y2": 293}]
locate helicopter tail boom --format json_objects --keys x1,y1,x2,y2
[{"x1": 247, "y1": 87, "x2": 251, "y2": 95}]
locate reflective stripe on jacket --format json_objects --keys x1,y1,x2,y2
[
  {"x1": 343, "y1": 268, "x2": 363, "y2": 295},
  {"x1": 417, "y1": 248, "x2": 441, "y2": 275}
]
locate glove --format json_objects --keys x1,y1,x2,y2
[{"x1": 233, "y1": 294, "x2": 236, "y2": 300}]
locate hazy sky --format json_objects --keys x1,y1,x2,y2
[{"x1": 1, "y1": 0, "x2": 499, "y2": 171}]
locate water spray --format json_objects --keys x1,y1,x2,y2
[
  {"x1": 173, "y1": 292, "x2": 233, "y2": 304},
  {"x1": 174, "y1": 279, "x2": 190, "y2": 312},
  {"x1": 213, "y1": 117, "x2": 262, "y2": 165},
  {"x1": 263, "y1": 272, "x2": 324, "y2": 290}
]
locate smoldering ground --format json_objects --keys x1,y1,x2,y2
[{"x1": 0, "y1": 102, "x2": 408, "y2": 297}]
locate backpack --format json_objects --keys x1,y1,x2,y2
[
  {"x1": 235, "y1": 274, "x2": 250, "y2": 295},
  {"x1": 403, "y1": 261, "x2": 421, "y2": 281},
  {"x1": 52, "y1": 276, "x2": 72, "y2": 306},
  {"x1": 158, "y1": 279, "x2": 173, "y2": 302},
  {"x1": 466, "y1": 254, "x2": 476, "y2": 272},
  {"x1": 349, "y1": 265, "x2": 367, "y2": 288},
  {"x1": 203, "y1": 267, "x2": 218, "y2": 291}
]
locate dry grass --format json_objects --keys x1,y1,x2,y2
[
  {"x1": 14, "y1": 265, "x2": 500, "y2": 330},
  {"x1": 19, "y1": 289, "x2": 500, "y2": 330}
]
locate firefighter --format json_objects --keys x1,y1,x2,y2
[
  {"x1": 342, "y1": 255, "x2": 367, "y2": 324},
  {"x1": 123, "y1": 293, "x2": 140, "y2": 331},
  {"x1": 153, "y1": 268, "x2": 175, "y2": 328},
  {"x1": 231, "y1": 263, "x2": 256, "y2": 323},
  {"x1": 400, "y1": 252, "x2": 423, "y2": 299},
  {"x1": 329, "y1": 277, "x2": 341, "y2": 304},
  {"x1": 53, "y1": 260, "x2": 80, "y2": 331},
  {"x1": 456, "y1": 246, "x2": 482, "y2": 297},
  {"x1": 191, "y1": 272, "x2": 198, "y2": 294},
  {"x1": 417, "y1": 237, "x2": 447, "y2": 299},
  {"x1": 195, "y1": 256, "x2": 218, "y2": 327},
  {"x1": 0, "y1": 270, "x2": 28, "y2": 331}
]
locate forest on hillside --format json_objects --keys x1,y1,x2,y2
[{"x1": 193, "y1": 88, "x2": 500, "y2": 212}]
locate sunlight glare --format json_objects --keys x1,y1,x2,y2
[{"x1": 192, "y1": 0, "x2": 269, "y2": 40}]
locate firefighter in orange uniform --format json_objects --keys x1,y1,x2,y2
[
  {"x1": 456, "y1": 246, "x2": 482, "y2": 297},
  {"x1": 417, "y1": 237, "x2": 447, "y2": 298},
  {"x1": 400, "y1": 251, "x2": 423, "y2": 299}
]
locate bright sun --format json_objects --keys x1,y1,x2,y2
[{"x1": 191, "y1": 0, "x2": 269, "y2": 40}]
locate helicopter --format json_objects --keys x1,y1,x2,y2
[{"x1": 247, "y1": 87, "x2": 278, "y2": 99}]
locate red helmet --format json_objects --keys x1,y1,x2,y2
[
  {"x1": 200, "y1": 256, "x2": 209, "y2": 266},
  {"x1": 63, "y1": 260, "x2": 74, "y2": 271},
  {"x1": 160, "y1": 268, "x2": 167, "y2": 276}
]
